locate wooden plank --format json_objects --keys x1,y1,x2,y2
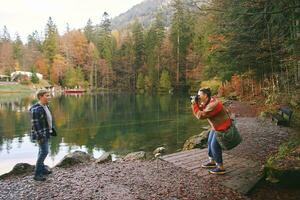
[
  {"x1": 162, "y1": 149, "x2": 234, "y2": 163},
  {"x1": 161, "y1": 149, "x2": 203, "y2": 161},
  {"x1": 161, "y1": 149, "x2": 200, "y2": 159},
  {"x1": 221, "y1": 167, "x2": 263, "y2": 194},
  {"x1": 163, "y1": 151, "x2": 207, "y2": 163},
  {"x1": 161, "y1": 148, "x2": 262, "y2": 195},
  {"x1": 195, "y1": 168, "x2": 211, "y2": 177}
]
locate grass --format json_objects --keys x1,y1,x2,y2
[{"x1": 0, "y1": 84, "x2": 32, "y2": 93}]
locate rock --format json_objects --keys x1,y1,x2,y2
[
  {"x1": 56, "y1": 151, "x2": 93, "y2": 168},
  {"x1": 202, "y1": 126, "x2": 210, "y2": 130},
  {"x1": 95, "y1": 153, "x2": 112, "y2": 164},
  {"x1": 290, "y1": 94, "x2": 300, "y2": 108},
  {"x1": 123, "y1": 151, "x2": 146, "y2": 161},
  {"x1": 227, "y1": 92, "x2": 238, "y2": 100},
  {"x1": 223, "y1": 100, "x2": 232, "y2": 107},
  {"x1": 264, "y1": 144, "x2": 300, "y2": 186},
  {"x1": 182, "y1": 130, "x2": 209, "y2": 151},
  {"x1": 153, "y1": 147, "x2": 166, "y2": 155},
  {"x1": 0, "y1": 163, "x2": 34, "y2": 179}
]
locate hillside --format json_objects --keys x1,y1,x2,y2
[{"x1": 111, "y1": 0, "x2": 172, "y2": 29}]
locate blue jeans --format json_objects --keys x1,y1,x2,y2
[
  {"x1": 35, "y1": 138, "x2": 49, "y2": 176},
  {"x1": 208, "y1": 130, "x2": 223, "y2": 165}
]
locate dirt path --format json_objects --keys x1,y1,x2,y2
[
  {"x1": 0, "y1": 101, "x2": 299, "y2": 200},
  {"x1": 228, "y1": 100, "x2": 262, "y2": 117}
]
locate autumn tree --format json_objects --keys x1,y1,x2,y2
[
  {"x1": 0, "y1": 41, "x2": 14, "y2": 74},
  {"x1": 34, "y1": 57, "x2": 49, "y2": 79},
  {"x1": 51, "y1": 54, "x2": 68, "y2": 85},
  {"x1": 99, "y1": 58, "x2": 116, "y2": 88},
  {"x1": 60, "y1": 30, "x2": 89, "y2": 68}
]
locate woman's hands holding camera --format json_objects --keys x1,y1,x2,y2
[{"x1": 190, "y1": 95, "x2": 198, "y2": 105}]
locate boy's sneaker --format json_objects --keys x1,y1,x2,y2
[
  {"x1": 33, "y1": 175, "x2": 46, "y2": 181},
  {"x1": 43, "y1": 169, "x2": 52, "y2": 175},
  {"x1": 201, "y1": 162, "x2": 216, "y2": 169},
  {"x1": 209, "y1": 168, "x2": 226, "y2": 175}
]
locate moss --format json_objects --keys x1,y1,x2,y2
[{"x1": 264, "y1": 139, "x2": 300, "y2": 187}]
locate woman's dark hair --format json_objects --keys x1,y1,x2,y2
[
  {"x1": 199, "y1": 87, "x2": 211, "y2": 98},
  {"x1": 199, "y1": 87, "x2": 211, "y2": 107}
]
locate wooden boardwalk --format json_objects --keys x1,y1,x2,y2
[{"x1": 160, "y1": 148, "x2": 263, "y2": 195}]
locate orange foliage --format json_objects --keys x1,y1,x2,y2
[
  {"x1": 50, "y1": 54, "x2": 68, "y2": 84},
  {"x1": 35, "y1": 57, "x2": 48, "y2": 79},
  {"x1": 208, "y1": 34, "x2": 225, "y2": 52},
  {"x1": 99, "y1": 59, "x2": 116, "y2": 88},
  {"x1": 208, "y1": 34, "x2": 225, "y2": 43},
  {"x1": 209, "y1": 44, "x2": 221, "y2": 52},
  {"x1": 60, "y1": 30, "x2": 89, "y2": 67},
  {"x1": 0, "y1": 42, "x2": 14, "y2": 74},
  {"x1": 218, "y1": 73, "x2": 263, "y2": 100}
]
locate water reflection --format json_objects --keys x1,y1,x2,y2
[{"x1": 0, "y1": 93, "x2": 206, "y2": 175}]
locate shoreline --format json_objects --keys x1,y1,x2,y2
[
  {"x1": 0, "y1": 101, "x2": 299, "y2": 200},
  {"x1": 1, "y1": 116, "x2": 299, "y2": 199}
]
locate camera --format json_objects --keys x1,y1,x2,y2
[{"x1": 190, "y1": 95, "x2": 199, "y2": 104}]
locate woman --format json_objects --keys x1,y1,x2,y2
[{"x1": 191, "y1": 87, "x2": 232, "y2": 175}]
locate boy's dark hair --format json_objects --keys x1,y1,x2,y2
[{"x1": 36, "y1": 89, "x2": 48, "y2": 99}]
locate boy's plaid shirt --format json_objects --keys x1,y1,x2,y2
[{"x1": 29, "y1": 103, "x2": 50, "y2": 139}]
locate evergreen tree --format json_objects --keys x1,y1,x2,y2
[
  {"x1": 96, "y1": 12, "x2": 113, "y2": 67},
  {"x1": 31, "y1": 68, "x2": 40, "y2": 84},
  {"x1": 170, "y1": 0, "x2": 194, "y2": 86},
  {"x1": 132, "y1": 20, "x2": 145, "y2": 71},
  {"x1": 1, "y1": 26, "x2": 11, "y2": 42},
  {"x1": 43, "y1": 17, "x2": 58, "y2": 64},
  {"x1": 136, "y1": 72, "x2": 144, "y2": 91},
  {"x1": 84, "y1": 19, "x2": 95, "y2": 43},
  {"x1": 13, "y1": 33, "x2": 23, "y2": 67},
  {"x1": 159, "y1": 69, "x2": 172, "y2": 92},
  {"x1": 27, "y1": 31, "x2": 42, "y2": 51},
  {"x1": 144, "y1": 12, "x2": 165, "y2": 90}
]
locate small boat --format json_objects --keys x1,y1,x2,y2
[{"x1": 64, "y1": 88, "x2": 86, "y2": 94}]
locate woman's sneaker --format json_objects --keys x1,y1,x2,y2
[
  {"x1": 201, "y1": 162, "x2": 216, "y2": 169},
  {"x1": 209, "y1": 168, "x2": 226, "y2": 175}
]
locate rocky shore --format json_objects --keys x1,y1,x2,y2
[{"x1": 0, "y1": 101, "x2": 299, "y2": 200}]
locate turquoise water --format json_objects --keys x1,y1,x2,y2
[{"x1": 0, "y1": 93, "x2": 206, "y2": 175}]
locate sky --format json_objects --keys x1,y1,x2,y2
[{"x1": 0, "y1": 0, "x2": 144, "y2": 42}]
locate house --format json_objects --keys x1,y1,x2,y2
[
  {"x1": 0, "y1": 75, "x2": 10, "y2": 82},
  {"x1": 10, "y1": 71, "x2": 43, "y2": 81}
]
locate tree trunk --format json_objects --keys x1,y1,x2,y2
[{"x1": 176, "y1": 32, "x2": 180, "y2": 85}]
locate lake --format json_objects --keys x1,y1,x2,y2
[{"x1": 0, "y1": 92, "x2": 207, "y2": 175}]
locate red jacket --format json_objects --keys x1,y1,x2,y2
[{"x1": 192, "y1": 96, "x2": 231, "y2": 131}]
